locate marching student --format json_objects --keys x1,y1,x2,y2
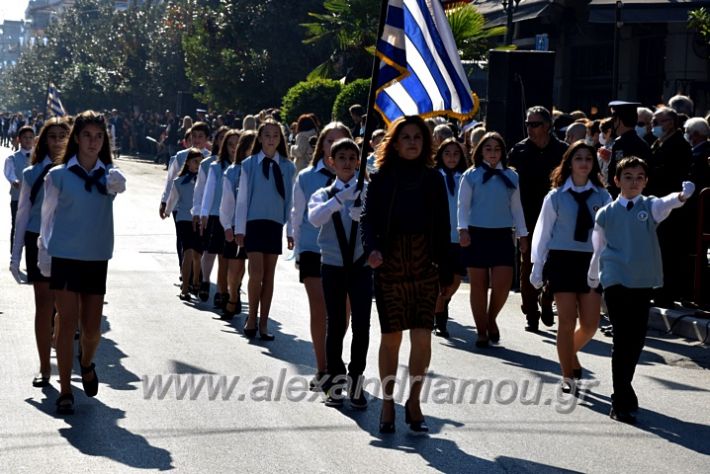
[
  {"x1": 38, "y1": 111, "x2": 127, "y2": 414},
  {"x1": 361, "y1": 115, "x2": 452, "y2": 434},
  {"x1": 433, "y1": 138, "x2": 468, "y2": 338},
  {"x1": 9, "y1": 118, "x2": 69, "y2": 387},
  {"x1": 4, "y1": 125, "x2": 35, "y2": 251},
  {"x1": 220, "y1": 131, "x2": 257, "y2": 319},
  {"x1": 587, "y1": 157, "x2": 694, "y2": 424},
  {"x1": 159, "y1": 125, "x2": 209, "y2": 274},
  {"x1": 235, "y1": 119, "x2": 296, "y2": 340},
  {"x1": 291, "y1": 122, "x2": 351, "y2": 389},
  {"x1": 458, "y1": 131, "x2": 528, "y2": 348},
  {"x1": 530, "y1": 141, "x2": 612, "y2": 392},
  {"x1": 194, "y1": 126, "x2": 229, "y2": 304},
  {"x1": 163, "y1": 148, "x2": 205, "y2": 301},
  {"x1": 308, "y1": 138, "x2": 371, "y2": 409}
]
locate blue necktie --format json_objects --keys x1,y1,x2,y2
[{"x1": 67, "y1": 165, "x2": 107, "y2": 195}]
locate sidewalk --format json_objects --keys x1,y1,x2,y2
[{"x1": 649, "y1": 304, "x2": 710, "y2": 344}]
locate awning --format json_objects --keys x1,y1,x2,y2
[
  {"x1": 588, "y1": 0, "x2": 710, "y2": 24},
  {"x1": 473, "y1": 0, "x2": 553, "y2": 28}
]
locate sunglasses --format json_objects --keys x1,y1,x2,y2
[{"x1": 525, "y1": 121, "x2": 544, "y2": 128}]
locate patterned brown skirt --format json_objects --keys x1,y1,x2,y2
[{"x1": 375, "y1": 234, "x2": 440, "y2": 333}]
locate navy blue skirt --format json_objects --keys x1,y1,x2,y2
[
  {"x1": 50, "y1": 257, "x2": 108, "y2": 295},
  {"x1": 176, "y1": 220, "x2": 203, "y2": 252},
  {"x1": 24, "y1": 231, "x2": 50, "y2": 283},
  {"x1": 244, "y1": 219, "x2": 283, "y2": 255},
  {"x1": 223, "y1": 240, "x2": 247, "y2": 260},
  {"x1": 461, "y1": 227, "x2": 515, "y2": 268},
  {"x1": 544, "y1": 250, "x2": 601, "y2": 294}
]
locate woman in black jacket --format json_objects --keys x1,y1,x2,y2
[{"x1": 361, "y1": 115, "x2": 452, "y2": 434}]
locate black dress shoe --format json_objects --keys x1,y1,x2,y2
[
  {"x1": 56, "y1": 393, "x2": 75, "y2": 415},
  {"x1": 475, "y1": 338, "x2": 489, "y2": 348},
  {"x1": 32, "y1": 374, "x2": 50, "y2": 387},
  {"x1": 610, "y1": 408, "x2": 636, "y2": 424},
  {"x1": 540, "y1": 304, "x2": 555, "y2": 327},
  {"x1": 379, "y1": 408, "x2": 396, "y2": 434},
  {"x1": 79, "y1": 359, "x2": 99, "y2": 397},
  {"x1": 488, "y1": 331, "x2": 500, "y2": 343},
  {"x1": 404, "y1": 400, "x2": 429, "y2": 434},
  {"x1": 243, "y1": 325, "x2": 257, "y2": 339},
  {"x1": 259, "y1": 331, "x2": 275, "y2": 341}
]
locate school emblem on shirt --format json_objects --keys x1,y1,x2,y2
[{"x1": 637, "y1": 210, "x2": 649, "y2": 222}]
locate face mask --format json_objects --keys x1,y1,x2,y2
[
  {"x1": 652, "y1": 126, "x2": 664, "y2": 138},
  {"x1": 635, "y1": 126, "x2": 647, "y2": 138},
  {"x1": 598, "y1": 134, "x2": 607, "y2": 146}
]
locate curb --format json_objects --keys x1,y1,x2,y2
[{"x1": 648, "y1": 306, "x2": 710, "y2": 344}]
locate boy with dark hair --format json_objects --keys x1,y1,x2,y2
[
  {"x1": 587, "y1": 156, "x2": 694, "y2": 424},
  {"x1": 308, "y1": 138, "x2": 372, "y2": 409}
]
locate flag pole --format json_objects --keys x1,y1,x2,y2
[
  {"x1": 45, "y1": 80, "x2": 51, "y2": 117},
  {"x1": 356, "y1": 0, "x2": 389, "y2": 193}
]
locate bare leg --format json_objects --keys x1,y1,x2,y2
[
  {"x1": 54, "y1": 290, "x2": 81, "y2": 395},
  {"x1": 201, "y1": 252, "x2": 217, "y2": 284},
  {"x1": 33, "y1": 281, "x2": 54, "y2": 376},
  {"x1": 180, "y1": 249, "x2": 194, "y2": 293},
  {"x1": 245, "y1": 252, "x2": 264, "y2": 329},
  {"x1": 258, "y1": 254, "x2": 279, "y2": 332},
  {"x1": 573, "y1": 291, "x2": 602, "y2": 359},
  {"x1": 487, "y1": 266, "x2": 513, "y2": 334},
  {"x1": 304, "y1": 277, "x2": 327, "y2": 373},
  {"x1": 379, "y1": 331, "x2": 402, "y2": 422},
  {"x1": 216, "y1": 255, "x2": 228, "y2": 294},
  {"x1": 555, "y1": 292, "x2": 578, "y2": 379},
  {"x1": 468, "y1": 268, "x2": 490, "y2": 340},
  {"x1": 407, "y1": 328, "x2": 431, "y2": 419}
]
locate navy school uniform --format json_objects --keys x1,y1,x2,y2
[
  {"x1": 457, "y1": 163, "x2": 528, "y2": 268},
  {"x1": 592, "y1": 193, "x2": 683, "y2": 413},
  {"x1": 292, "y1": 160, "x2": 335, "y2": 282},
  {"x1": 5, "y1": 148, "x2": 31, "y2": 250},
  {"x1": 220, "y1": 163, "x2": 247, "y2": 260},
  {"x1": 41, "y1": 157, "x2": 116, "y2": 295},
  {"x1": 10, "y1": 156, "x2": 53, "y2": 283},
  {"x1": 531, "y1": 178, "x2": 611, "y2": 293},
  {"x1": 438, "y1": 167, "x2": 466, "y2": 277},
  {"x1": 308, "y1": 177, "x2": 372, "y2": 385},
  {"x1": 235, "y1": 151, "x2": 296, "y2": 255},
  {"x1": 166, "y1": 171, "x2": 203, "y2": 253}
]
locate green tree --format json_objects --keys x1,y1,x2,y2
[
  {"x1": 445, "y1": 2, "x2": 508, "y2": 61},
  {"x1": 281, "y1": 79, "x2": 342, "y2": 124},
  {"x1": 301, "y1": 0, "x2": 380, "y2": 81},
  {"x1": 332, "y1": 78, "x2": 370, "y2": 124}
]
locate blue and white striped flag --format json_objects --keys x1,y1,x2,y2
[
  {"x1": 375, "y1": 0, "x2": 477, "y2": 125},
  {"x1": 46, "y1": 82, "x2": 66, "y2": 117}
]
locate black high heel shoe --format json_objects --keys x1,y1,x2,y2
[
  {"x1": 404, "y1": 400, "x2": 429, "y2": 434},
  {"x1": 243, "y1": 320, "x2": 257, "y2": 339},
  {"x1": 379, "y1": 401, "x2": 396, "y2": 434}
]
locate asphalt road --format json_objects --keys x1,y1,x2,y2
[{"x1": 1, "y1": 149, "x2": 709, "y2": 473}]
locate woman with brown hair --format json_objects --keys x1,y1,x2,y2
[{"x1": 361, "y1": 115, "x2": 452, "y2": 434}]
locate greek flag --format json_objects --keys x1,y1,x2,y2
[
  {"x1": 46, "y1": 83, "x2": 66, "y2": 117},
  {"x1": 375, "y1": 0, "x2": 477, "y2": 125}
]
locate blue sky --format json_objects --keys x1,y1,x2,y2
[{"x1": 1, "y1": 1, "x2": 30, "y2": 22}]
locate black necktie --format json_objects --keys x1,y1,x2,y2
[
  {"x1": 481, "y1": 163, "x2": 516, "y2": 189},
  {"x1": 181, "y1": 171, "x2": 197, "y2": 184},
  {"x1": 67, "y1": 164, "x2": 107, "y2": 195},
  {"x1": 626, "y1": 200, "x2": 634, "y2": 211},
  {"x1": 262, "y1": 157, "x2": 285, "y2": 200},
  {"x1": 29, "y1": 164, "x2": 52, "y2": 205},
  {"x1": 443, "y1": 168, "x2": 456, "y2": 196},
  {"x1": 318, "y1": 167, "x2": 335, "y2": 186},
  {"x1": 569, "y1": 189, "x2": 594, "y2": 242}
]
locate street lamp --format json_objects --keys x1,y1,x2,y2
[{"x1": 502, "y1": 0, "x2": 521, "y2": 45}]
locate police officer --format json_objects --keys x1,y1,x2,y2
[{"x1": 607, "y1": 101, "x2": 652, "y2": 198}]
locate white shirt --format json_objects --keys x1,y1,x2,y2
[
  {"x1": 307, "y1": 176, "x2": 364, "y2": 227},
  {"x1": 456, "y1": 161, "x2": 528, "y2": 237},
  {"x1": 40, "y1": 156, "x2": 107, "y2": 250},
  {"x1": 192, "y1": 154, "x2": 215, "y2": 217},
  {"x1": 234, "y1": 151, "x2": 293, "y2": 237},
  {"x1": 160, "y1": 148, "x2": 208, "y2": 205},
  {"x1": 531, "y1": 178, "x2": 609, "y2": 265},
  {"x1": 291, "y1": 159, "x2": 328, "y2": 248},
  {"x1": 220, "y1": 169, "x2": 236, "y2": 231},
  {"x1": 10, "y1": 156, "x2": 52, "y2": 266},
  {"x1": 3, "y1": 148, "x2": 32, "y2": 185},
  {"x1": 587, "y1": 192, "x2": 686, "y2": 282}
]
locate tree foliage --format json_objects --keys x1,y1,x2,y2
[
  {"x1": 445, "y1": 2, "x2": 508, "y2": 61},
  {"x1": 332, "y1": 78, "x2": 370, "y2": 124},
  {"x1": 0, "y1": 0, "x2": 191, "y2": 113},
  {"x1": 281, "y1": 79, "x2": 343, "y2": 125}
]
